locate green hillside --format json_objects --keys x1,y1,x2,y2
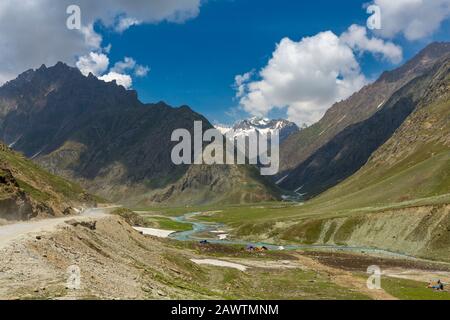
[{"x1": 0, "y1": 143, "x2": 95, "y2": 221}]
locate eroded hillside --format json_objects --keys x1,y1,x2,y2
[{"x1": 0, "y1": 143, "x2": 94, "y2": 221}]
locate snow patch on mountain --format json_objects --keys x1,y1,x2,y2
[{"x1": 215, "y1": 117, "x2": 300, "y2": 143}]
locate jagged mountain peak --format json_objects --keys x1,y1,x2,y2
[
  {"x1": 2, "y1": 61, "x2": 138, "y2": 97},
  {"x1": 0, "y1": 61, "x2": 141, "y2": 117},
  {"x1": 233, "y1": 117, "x2": 296, "y2": 130},
  {"x1": 245, "y1": 116, "x2": 270, "y2": 127},
  {"x1": 216, "y1": 117, "x2": 299, "y2": 143}
]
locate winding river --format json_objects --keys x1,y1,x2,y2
[{"x1": 168, "y1": 212, "x2": 416, "y2": 259}]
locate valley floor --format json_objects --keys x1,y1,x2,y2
[
  {"x1": 149, "y1": 195, "x2": 450, "y2": 262},
  {"x1": 0, "y1": 208, "x2": 449, "y2": 300}
]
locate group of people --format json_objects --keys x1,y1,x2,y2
[
  {"x1": 246, "y1": 245, "x2": 269, "y2": 252},
  {"x1": 427, "y1": 280, "x2": 445, "y2": 291},
  {"x1": 198, "y1": 241, "x2": 270, "y2": 253}
]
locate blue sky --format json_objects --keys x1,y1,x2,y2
[
  {"x1": 1, "y1": 0, "x2": 449, "y2": 125},
  {"x1": 96, "y1": 0, "x2": 449, "y2": 125}
]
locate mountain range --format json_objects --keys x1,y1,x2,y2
[
  {"x1": 0, "y1": 63, "x2": 279, "y2": 206},
  {"x1": 0, "y1": 42, "x2": 448, "y2": 212}
]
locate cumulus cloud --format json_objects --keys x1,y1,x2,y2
[
  {"x1": 0, "y1": 0, "x2": 201, "y2": 84},
  {"x1": 75, "y1": 54, "x2": 150, "y2": 89},
  {"x1": 371, "y1": 0, "x2": 450, "y2": 40},
  {"x1": 234, "y1": 71, "x2": 254, "y2": 98},
  {"x1": 237, "y1": 31, "x2": 368, "y2": 125},
  {"x1": 110, "y1": 57, "x2": 150, "y2": 82},
  {"x1": 111, "y1": 57, "x2": 137, "y2": 74},
  {"x1": 99, "y1": 72, "x2": 133, "y2": 89},
  {"x1": 341, "y1": 24, "x2": 403, "y2": 64},
  {"x1": 115, "y1": 17, "x2": 141, "y2": 33},
  {"x1": 76, "y1": 52, "x2": 109, "y2": 76}
]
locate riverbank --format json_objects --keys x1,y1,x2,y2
[
  {"x1": 162, "y1": 211, "x2": 424, "y2": 261},
  {"x1": 140, "y1": 199, "x2": 450, "y2": 263}
]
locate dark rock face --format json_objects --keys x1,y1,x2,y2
[
  {"x1": 278, "y1": 42, "x2": 450, "y2": 197},
  {"x1": 0, "y1": 63, "x2": 209, "y2": 200}
]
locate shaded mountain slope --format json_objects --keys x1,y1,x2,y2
[{"x1": 306, "y1": 55, "x2": 450, "y2": 211}]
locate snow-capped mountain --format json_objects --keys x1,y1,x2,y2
[{"x1": 216, "y1": 117, "x2": 300, "y2": 143}]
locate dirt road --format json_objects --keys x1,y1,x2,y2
[{"x1": 0, "y1": 208, "x2": 109, "y2": 249}]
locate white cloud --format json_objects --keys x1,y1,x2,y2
[
  {"x1": 76, "y1": 52, "x2": 109, "y2": 76},
  {"x1": 234, "y1": 71, "x2": 254, "y2": 98},
  {"x1": 110, "y1": 57, "x2": 150, "y2": 77},
  {"x1": 103, "y1": 44, "x2": 112, "y2": 54},
  {"x1": 341, "y1": 24, "x2": 403, "y2": 64},
  {"x1": 99, "y1": 72, "x2": 133, "y2": 89},
  {"x1": 80, "y1": 24, "x2": 103, "y2": 49},
  {"x1": 76, "y1": 54, "x2": 150, "y2": 89},
  {"x1": 0, "y1": 0, "x2": 201, "y2": 84},
  {"x1": 115, "y1": 17, "x2": 141, "y2": 33},
  {"x1": 87, "y1": 0, "x2": 201, "y2": 27},
  {"x1": 135, "y1": 65, "x2": 150, "y2": 77},
  {"x1": 111, "y1": 57, "x2": 136, "y2": 74},
  {"x1": 237, "y1": 31, "x2": 368, "y2": 125},
  {"x1": 372, "y1": 0, "x2": 450, "y2": 40}
]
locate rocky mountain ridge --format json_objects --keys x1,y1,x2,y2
[{"x1": 0, "y1": 63, "x2": 279, "y2": 205}]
